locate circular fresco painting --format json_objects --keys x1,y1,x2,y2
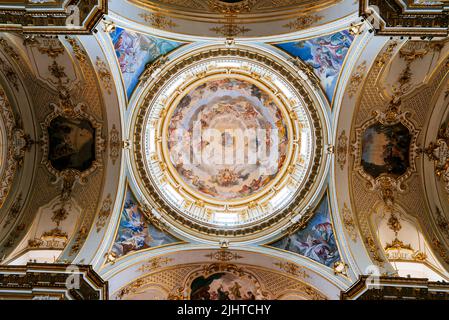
[{"x1": 166, "y1": 78, "x2": 289, "y2": 202}]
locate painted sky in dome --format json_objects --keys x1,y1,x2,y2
[
  {"x1": 275, "y1": 30, "x2": 354, "y2": 103},
  {"x1": 110, "y1": 27, "x2": 183, "y2": 100},
  {"x1": 269, "y1": 193, "x2": 341, "y2": 267},
  {"x1": 112, "y1": 186, "x2": 178, "y2": 258}
]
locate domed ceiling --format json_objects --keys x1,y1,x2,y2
[
  {"x1": 131, "y1": 45, "x2": 327, "y2": 241},
  {"x1": 0, "y1": 0, "x2": 449, "y2": 301}
]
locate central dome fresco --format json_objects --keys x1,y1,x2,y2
[
  {"x1": 132, "y1": 47, "x2": 327, "y2": 241},
  {"x1": 166, "y1": 77, "x2": 289, "y2": 202}
]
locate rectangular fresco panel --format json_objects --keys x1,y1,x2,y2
[
  {"x1": 110, "y1": 27, "x2": 183, "y2": 99},
  {"x1": 48, "y1": 116, "x2": 95, "y2": 172},
  {"x1": 361, "y1": 122, "x2": 411, "y2": 179},
  {"x1": 269, "y1": 194, "x2": 340, "y2": 267},
  {"x1": 275, "y1": 30, "x2": 354, "y2": 102},
  {"x1": 112, "y1": 187, "x2": 178, "y2": 258}
]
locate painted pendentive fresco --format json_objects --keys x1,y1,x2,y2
[
  {"x1": 269, "y1": 194, "x2": 340, "y2": 267},
  {"x1": 112, "y1": 187, "x2": 178, "y2": 258},
  {"x1": 48, "y1": 116, "x2": 95, "y2": 172},
  {"x1": 167, "y1": 78, "x2": 289, "y2": 201},
  {"x1": 190, "y1": 272, "x2": 265, "y2": 300},
  {"x1": 361, "y1": 122, "x2": 411, "y2": 179},
  {"x1": 110, "y1": 27, "x2": 183, "y2": 99},
  {"x1": 275, "y1": 30, "x2": 354, "y2": 102}
]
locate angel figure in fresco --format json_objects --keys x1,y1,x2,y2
[
  {"x1": 297, "y1": 224, "x2": 337, "y2": 266},
  {"x1": 314, "y1": 221, "x2": 334, "y2": 245},
  {"x1": 304, "y1": 32, "x2": 352, "y2": 80},
  {"x1": 242, "y1": 102, "x2": 259, "y2": 119},
  {"x1": 238, "y1": 176, "x2": 268, "y2": 196},
  {"x1": 212, "y1": 169, "x2": 240, "y2": 187},
  {"x1": 310, "y1": 47, "x2": 339, "y2": 78},
  {"x1": 217, "y1": 285, "x2": 230, "y2": 300},
  {"x1": 114, "y1": 28, "x2": 175, "y2": 77},
  {"x1": 230, "y1": 282, "x2": 242, "y2": 299},
  {"x1": 197, "y1": 183, "x2": 219, "y2": 198},
  {"x1": 209, "y1": 291, "x2": 218, "y2": 300},
  {"x1": 114, "y1": 31, "x2": 139, "y2": 75},
  {"x1": 114, "y1": 200, "x2": 153, "y2": 256}
]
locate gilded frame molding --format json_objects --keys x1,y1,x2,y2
[
  {"x1": 352, "y1": 109, "x2": 420, "y2": 193},
  {"x1": 40, "y1": 99, "x2": 105, "y2": 185}
]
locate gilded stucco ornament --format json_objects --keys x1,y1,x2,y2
[
  {"x1": 346, "y1": 38, "x2": 449, "y2": 271},
  {"x1": 423, "y1": 123, "x2": 449, "y2": 194},
  {"x1": 336, "y1": 130, "x2": 348, "y2": 170},
  {"x1": 205, "y1": 248, "x2": 243, "y2": 262},
  {"x1": 138, "y1": 257, "x2": 174, "y2": 272},
  {"x1": 434, "y1": 207, "x2": 449, "y2": 239},
  {"x1": 352, "y1": 99, "x2": 420, "y2": 202},
  {"x1": 274, "y1": 261, "x2": 309, "y2": 278},
  {"x1": 66, "y1": 37, "x2": 87, "y2": 63},
  {"x1": 283, "y1": 15, "x2": 323, "y2": 31},
  {"x1": 0, "y1": 88, "x2": 21, "y2": 210},
  {"x1": 39, "y1": 89, "x2": 105, "y2": 252},
  {"x1": 139, "y1": 12, "x2": 178, "y2": 29},
  {"x1": 333, "y1": 261, "x2": 348, "y2": 276},
  {"x1": 138, "y1": 55, "x2": 169, "y2": 86},
  {"x1": 0, "y1": 1, "x2": 107, "y2": 34},
  {"x1": 95, "y1": 57, "x2": 113, "y2": 95},
  {"x1": 342, "y1": 203, "x2": 357, "y2": 242},
  {"x1": 347, "y1": 61, "x2": 367, "y2": 99},
  {"x1": 109, "y1": 124, "x2": 121, "y2": 165},
  {"x1": 95, "y1": 194, "x2": 113, "y2": 233},
  {"x1": 40, "y1": 90, "x2": 105, "y2": 188},
  {"x1": 208, "y1": 0, "x2": 257, "y2": 14},
  {"x1": 2, "y1": 193, "x2": 22, "y2": 229}
]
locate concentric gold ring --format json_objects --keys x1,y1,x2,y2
[{"x1": 160, "y1": 74, "x2": 295, "y2": 207}]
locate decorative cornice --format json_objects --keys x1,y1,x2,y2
[
  {"x1": 0, "y1": 1, "x2": 107, "y2": 34},
  {"x1": 361, "y1": 0, "x2": 449, "y2": 36},
  {"x1": 205, "y1": 249, "x2": 243, "y2": 262},
  {"x1": 0, "y1": 263, "x2": 108, "y2": 300},
  {"x1": 342, "y1": 275, "x2": 449, "y2": 300}
]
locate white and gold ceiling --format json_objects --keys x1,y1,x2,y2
[{"x1": 0, "y1": 0, "x2": 448, "y2": 300}]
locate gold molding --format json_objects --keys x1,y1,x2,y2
[{"x1": 0, "y1": 1, "x2": 107, "y2": 34}]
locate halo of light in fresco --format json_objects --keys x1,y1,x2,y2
[{"x1": 166, "y1": 78, "x2": 289, "y2": 201}]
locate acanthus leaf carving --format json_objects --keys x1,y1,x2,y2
[
  {"x1": 422, "y1": 123, "x2": 449, "y2": 194},
  {"x1": 342, "y1": 203, "x2": 357, "y2": 242}
]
